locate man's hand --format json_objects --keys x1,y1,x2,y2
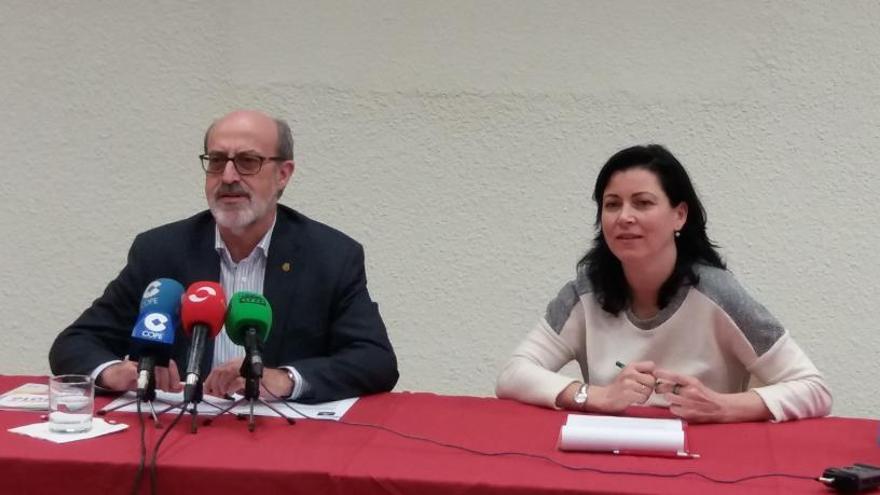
[
  {"x1": 154, "y1": 359, "x2": 183, "y2": 392},
  {"x1": 203, "y1": 359, "x2": 296, "y2": 399},
  {"x1": 97, "y1": 359, "x2": 182, "y2": 392},
  {"x1": 203, "y1": 358, "x2": 245, "y2": 397},
  {"x1": 261, "y1": 368, "x2": 295, "y2": 399},
  {"x1": 97, "y1": 361, "x2": 138, "y2": 391}
]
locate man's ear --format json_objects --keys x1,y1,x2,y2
[{"x1": 277, "y1": 160, "x2": 295, "y2": 188}]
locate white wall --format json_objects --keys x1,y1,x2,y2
[{"x1": 2, "y1": 1, "x2": 878, "y2": 418}]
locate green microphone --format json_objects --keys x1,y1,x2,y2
[{"x1": 226, "y1": 292, "x2": 273, "y2": 378}]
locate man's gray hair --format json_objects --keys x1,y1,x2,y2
[
  {"x1": 274, "y1": 118, "x2": 294, "y2": 161},
  {"x1": 202, "y1": 115, "x2": 295, "y2": 161}
]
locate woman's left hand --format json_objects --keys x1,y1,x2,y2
[
  {"x1": 653, "y1": 369, "x2": 773, "y2": 423},
  {"x1": 652, "y1": 369, "x2": 729, "y2": 423}
]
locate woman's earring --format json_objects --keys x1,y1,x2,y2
[{"x1": 674, "y1": 230, "x2": 681, "y2": 238}]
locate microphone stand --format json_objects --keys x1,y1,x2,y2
[
  {"x1": 98, "y1": 357, "x2": 175, "y2": 428},
  {"x1": 156, "y1": 327, "x2": 223, "y2": 433},
  {"x1": 158, "y1": 380, "x2": 227, "y2": 434},
  {"x1": 205, "y1": 329, "x2": 297, "y2": 431},
  {"x1": 156, "y1": 325, "x2": 223, "y2": 433}
]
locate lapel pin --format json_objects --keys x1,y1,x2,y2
[{"x1": 281, "y1": 262, "x2": 291, "y2": 272}]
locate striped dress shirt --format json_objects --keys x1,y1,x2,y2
[{"x1": 213, "y1": 215, "x2": 306, "y2": 399}]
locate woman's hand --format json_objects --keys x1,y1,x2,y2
[
  {"x1": 589, "y1": 361, "x2": 657, "y2": 413},
  {"x1": 654, "y1": 369, "x2": 772, "y2": 423}
]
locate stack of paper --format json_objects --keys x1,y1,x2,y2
[
  {"x1": 0, "y1": 383, "x2": 49, "y2": 411},
  {"x1": 558, "y1": 414, "x2": 694, "y2": 457}
]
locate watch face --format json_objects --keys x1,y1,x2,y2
[{"x1": 574, "y1": 385, "x2": 587, "y2": 404}]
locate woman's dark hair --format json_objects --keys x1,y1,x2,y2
[{"x1": 578, "y1": 144, "x2": 725, "y2": 314}]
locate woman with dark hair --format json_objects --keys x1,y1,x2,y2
[{"x1": 496, "y1": 145, "x2": 831, "y2": 423}]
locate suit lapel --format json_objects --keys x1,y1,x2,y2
[
  {"x1": 262, "y1": 207, "x2": 303, "y2": 364},
  {"x1": 187, "y1": 221, "x2": 221, "y2": 284}
]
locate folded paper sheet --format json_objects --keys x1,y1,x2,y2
[
  {"x1": 558, "y1": 414, "x2": 691, "y2": 457},
  {"x1": 9, "y1": 418, "x2": 128, "y2": 444}
]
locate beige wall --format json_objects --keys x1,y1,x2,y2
[{"x1": 2, "y1": 1, "x2": 878, "y2": 417}]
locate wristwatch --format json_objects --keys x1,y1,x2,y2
[{"x1": 573, "y1": 383, "x2": 589, "y2": 409}]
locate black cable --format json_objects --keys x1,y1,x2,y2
[
  {"x1": 260, "y1": 382, "x2": 820, "y2": 487},
  {"x1": 148, "y1": 405, "x2": 187, "y2": 495},
  {"x1": 333, "y1": 418, "x2": 818, "y2": 485},
  {"x1": 129, "y1": 399, "x2": 147, "y2": 495},
  {"x1": 260, "y1": 394, "x2": 817, "y2": 487}
]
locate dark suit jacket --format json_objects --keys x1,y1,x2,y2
[{"x1": 49, "y1": 205, "x2": 398, "y2": 403}]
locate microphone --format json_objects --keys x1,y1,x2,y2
[
  {"x1": 210, "y1": 291, "x2": 297, "y2": 430},
  {"x1": 225, "y1": 292, "x2": 273, "y2": 379},
  {"x1": 129, "y1": 278, "x2": 184, "y2": 399},
  {"x1": 180, "y1": 281, "x2": 226, "y2": 403}
]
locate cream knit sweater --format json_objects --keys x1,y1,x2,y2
[{"x1": 496, "y1": 265, "x2": 831, "y2": 421}]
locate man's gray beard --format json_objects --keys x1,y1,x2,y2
[{"x1": 210, "y1": 204, "x2": 259, "y2": 232}]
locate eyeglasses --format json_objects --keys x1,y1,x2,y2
[{"x1": 199, "y1": 153, "x2": 284, "y2": 176}]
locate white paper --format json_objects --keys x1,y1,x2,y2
[
  {"x1": 8, "y1": 417, "x2": 129, "y2": 444},
  {"x1": 558, "y1": 414, "x2": 687, "y2": 455},
  {"x1": 565, "y1": 414, "x2": 683, "y2": 431},
  {"x1": 101, "y1": 390, "x2": 357, "y2": 421},
  {"x1": 234, "y1": 397, "x2": 358, "y2": 420},
  {"x1": 0, "y1": 383, "x2": 49, "y2": 411}
]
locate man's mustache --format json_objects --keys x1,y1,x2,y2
[{"x1": 216, "y1": 184, "x2": 249, "y2": 196}]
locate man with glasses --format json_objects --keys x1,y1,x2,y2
[{"x1": 49, "y1": 110, "x2": 399, "y2": 403}]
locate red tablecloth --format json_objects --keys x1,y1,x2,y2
[{"x1": 1, "y1": 375, "x2": 877, "y2": 494}]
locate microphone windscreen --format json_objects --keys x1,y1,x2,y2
[
  {"x1": 138, "y1": 278, "x2": 184, "y2": 314},
  {"x1": 130, "y1": 278, "x2": 184, "y2": 361},
  {"x1": 180, "y1": 281, "x2": 226, "y2": 337},
  {"x1": 225, "y1": 291, "x2": 273, "y2": 345}
]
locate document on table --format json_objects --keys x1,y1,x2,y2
[
  {"x1": 557, "y1": 414, "x2": 694, "y2": 457},
  {"x1": 100, "y1": 390, "x2": 357, "y2": 421},
  {"x1": 0, "y1": 383, "x2": 49, "y2": 411}
]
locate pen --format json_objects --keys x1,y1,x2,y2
[
  {"x1": 612, "y1": 449, "x2": 700, "y2": 459},
  {"x1": 616, "y1": 360, "x2": 666, "y2": 391}
]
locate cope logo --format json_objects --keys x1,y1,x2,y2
[
  {"x1": 139, "y1": 280, "x2": 162, "y2": 309},
  {"x1": 138, "y1": 313, "x2": 169, "y2": 341},
  {"x1": 143, "y1": 280, "x2": 162, "y2": 299},
  {"x1": 188, "y1": 285, "x2": 217, "y2": 303}
]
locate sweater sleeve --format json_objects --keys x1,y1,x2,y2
[
  {"x1": 746, "y1": 333, "x2": 832, "y2": 421},
  {"x1": 696, "y1": 266, "x2": 832, "y2": 421},
  {"x1": 495, "y1": 282, "x2": 586, "y2": 408}
]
